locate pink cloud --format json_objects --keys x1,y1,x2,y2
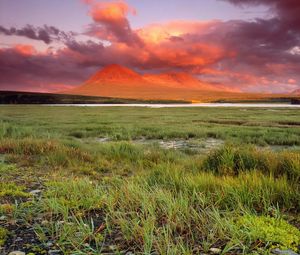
[
  {"x1": 14, "y1": 44, "x2": 37, "y2": 55},
  {"x1": 84, "y1": 1, "x2": 140, "y2": 45},
  {"x1": 288, "y1": 78, "x2": 296, "y2": 84}
]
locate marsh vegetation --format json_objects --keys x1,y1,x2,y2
[{"x1": 0, "y1": 106, "x2": 299, "y2": 254}]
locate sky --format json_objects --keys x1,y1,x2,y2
[{"x1": 0, "y1": 0, "x2": 300, "y2": 93}]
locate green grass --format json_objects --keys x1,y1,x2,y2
[
  {"x1": 235, "y1": 215, "x2": 300, "y2": 251},
  {"x1": 0, "y1": 106, "x2": 299, "y2": 254},
  {"x1": 203, "y1": 145, "x2": 300, "y2": 182},
  {"x1": 0, "y1": 227, "x2": 8, "y2": 246},
  {"x1": 0, "y1": 183, "x2": 29, "y2": 199},
  {"x1": 1, "y1": 106, "x2": 300, "y2": 145}
]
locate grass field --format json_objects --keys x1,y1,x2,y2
[{"x1": 0, "y1": 106, "x2": 299, "y2": 255}]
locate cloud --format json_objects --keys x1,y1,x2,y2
[
  {"x1": 84, "y1": 1, "x2": 142, "y2": 46},
  {"x1": 14, "y1": 44, "x2": 37, "y2": 55},
  {"x1": 1, "y1": 0, "x2": 300, "y2": 93},
  {"x1": 0, "y1": 44, "x2": 94, "y2": 92},
  {"x1": 0, "y1": 25, "x2": 74, "y2": 44},
  {"x1": 288, "y1": 78, "x2": 296, "y2": 84},
  {"x1": 222, "y1": 0, "x2": 300, "y2": 31}
]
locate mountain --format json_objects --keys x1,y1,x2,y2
[
  {"x1": 86, "y1": 64, "x2": 144, "y2": 85},
  {"x1": 143, "y1": 72, "x2": 218, "y2": 90},
  {"x1": 66, "y1": 64, "x2": 241, "y2": 101},
  {"x1": 70, "y1": 64, "x2": 154, "y2": 99},
  {"x1": 292, "y1": 88, "x2": 300, "y2": 95}
]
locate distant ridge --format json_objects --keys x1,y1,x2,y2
[{"x1": 0, "y1": 91, "x2": 189, "y2": 104}]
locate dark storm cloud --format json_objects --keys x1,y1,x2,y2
[
  {"x1": 222, "y1": 0, "x2": 300, "y2": 31},
  {"x1": 64, "y1": 39, "x2": 105, "y2": 55},
  {"x1": 0, "y1": 25, "x2": 75, "y2": 44}
]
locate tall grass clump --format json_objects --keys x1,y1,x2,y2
[
  {"x1": 144, "y1": 165, "x2": 299, "y2": 212},
  {"x1": 276, "y1": 152, "x2": 300, "y2": 183},
  {"x1": 105, "y1": 178, "x2": 231, "y2": 254},
  {"x1": 0, "y1": 121, "x2": 35, "y2": 139},
  {"x1": 43, "y1": 178, "x2": 105, "y2": 215},
  {"x1": 96, "y1": 142, "x2": 143, "y2": 163},
  {"x1": 202, "y1": 144, "x2": 300, "y2": 182},
  {"x1": 0, "y1": 138, "x2": 94, "y2": 168}
]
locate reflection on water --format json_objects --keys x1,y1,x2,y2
[
  {"x1": 95, "y1": 137, "x2": 224, "y2": 153},
  {"x1": 44, "y1": 103, "x2": 300, "y2": 108},
  {"x1": 94, "y1": 137, "x2": 300, "y2": 153},
  {"x1": 134, "y1": 138, "x2": 224, "y2": 152}
]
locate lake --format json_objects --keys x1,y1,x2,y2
[{"x1": 41, "y1": 103, "x2": 300, "y2": 108}]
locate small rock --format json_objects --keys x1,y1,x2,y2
[
  {"x1": 109, "y1": 245, "x2": 117, "y2": 251},
  {"x1": 29, "y1": 189, "x2": 42, "y2": 195},
  {"x1": 0, "y1": 215, "x2": 7, "y2": 221},
  {"x1": 209, "y1": 248, "x2": 222, "y2": 254},
  {"x1": 8, "y1": 251, "x2": 26, "y2": 255},
  {"x1": 75, "y1": 232, "x2": 83, "y2": 237},
  {"x1": 272, "y1": 248, "x2": 299, "y2": 255},
  {"x1": 46, "y1": 241, "x2": 53, "y2": 247},
  {"x1": 41, "y1": 220, "x2": 49, "y2": 226},
  {"x1": 48, "y1": 250, "x2": 61, "y2": 255},
  {"x1": 15, "y1": 237, "x2": 23, "y2": 242}
]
